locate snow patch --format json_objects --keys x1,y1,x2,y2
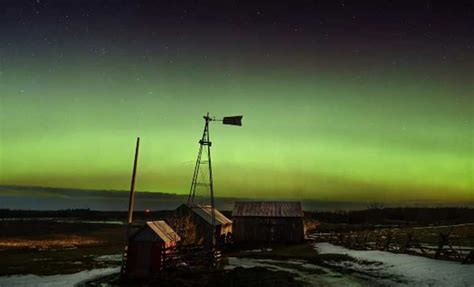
[
  {"x1": 94, "y1": 254, "x2": 122, "y2": 262},
  {"x1": 0, "y1": 267, "x2": 119, "y2": 287},
  {"x1": 315, "y1": 242, "x2": 474, "y2": 286}
]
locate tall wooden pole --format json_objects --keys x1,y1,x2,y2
[
  {"x1": 127, "y1": 137, "x2": 140, "y2": 224},
  {"x1": 121, "y1": 137, "x2": 140, "y2": 278}
]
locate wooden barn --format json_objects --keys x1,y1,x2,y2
[
  {"x1": 176, "y1": 204, "x2": 232, "y2": 247},
  {"x1": 232, "y1": 201, "x2": 304, "y2": 244},
  {"x1": 124, "y1": 220, "x2": 180, "y2": 279}
]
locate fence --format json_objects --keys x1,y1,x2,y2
[
  {"x1": 307, "y1": 225, "x2": 474, "y2": 264},
  {"x1": 163, "y1": 244, "x2": 222, "y2": 268}
]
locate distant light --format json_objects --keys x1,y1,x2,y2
[
  {"x1": 223, "y1": 116, "x2": 243, "y2": 126},
  {"x1": 145, "y1": 208, "x2": 150, "y2": 213}
]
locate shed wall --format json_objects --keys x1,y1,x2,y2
[
  {"x1": 176, "y1": 204, "x2": 232, "y2": 247},
  {"x1": 126, "y1": 242, "x2": 164, "y2": 278},
  {"x1": 233, "y1": 216, "x2": 304, "y2": 244}
]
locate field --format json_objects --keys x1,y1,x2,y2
[
  {"x1": 1, "y1": 211, "x2": 473, "y2": 286},
  {"x1": 0, "y1": 220, "x2": 124, "y2": 276},
  {"x1": 0, "y1": 219, "x2": 376, "y2": 286}
]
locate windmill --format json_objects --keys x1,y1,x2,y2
[{"x1": 187, "y1": 113, "x2": 243, "y2": 248}]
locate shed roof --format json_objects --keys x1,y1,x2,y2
[
  {"x1": 144, "y1": 220, "x2": 180, "y2": 243},
  {"x1": 232, "y1": 201, "x2": 303, "y2": 218},
  {"x1": 191, "y1": 205, "x2": 232, "y2": 226}
]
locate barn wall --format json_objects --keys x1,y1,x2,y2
[
  {"x1": 125, "y1": 225, "x2": 179, "y2": 279},
  {"x1": 150, "y1": 243, "x2": 164, "y2": 273},
  {"x1": 126, "y1": 242, "x2": 164, "y2": 278},
  {"x1": 233, "y1": 217, "x2": 304, "y2": 244},
  {"x1": 194, "y1": 213, "x2": 214, "y2": 246}
]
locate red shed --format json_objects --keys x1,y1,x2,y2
[{"x1": 124, "y1": 220, "x2": 180, "y2": 279}]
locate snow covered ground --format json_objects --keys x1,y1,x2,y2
[
  {"x1": 0, "y1": 267, "x2": 119, "y2": 287},
  {"x1": 315, "y1": 242, "x2": 474, "y2": 286},
  {"x1": 94, "y1": 254, "x2": 122, "y2": 262}
]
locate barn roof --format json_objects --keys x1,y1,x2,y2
[
  {"x1": 192, "y1": 205, "x2": 232, "y2": 226},
  {"x1": 145, "y1": 220, "x2": 181, "y2": 243},
  {"x1": 232, "y1": 201, "x2": 303, "y2": 218}
]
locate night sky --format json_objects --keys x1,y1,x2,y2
[{"x1": 0, "y1": 1, "x2": 472, "y2": 204}]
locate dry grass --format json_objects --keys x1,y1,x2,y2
[
  {"x1": 304, "y1": 218, "x2": 320, "y2": 234},
  {"x1": 0, "y1": 235, "x2": 102, "y2": 249}
]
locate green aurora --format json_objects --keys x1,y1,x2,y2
[
  {"x1": 0, "y1": 1, "x2": 472, "y2": 204},
  {"x1": 1, "y1": 57, "x2": 472, "y2": 203}
]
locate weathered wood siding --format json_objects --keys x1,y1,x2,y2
[
  {"x1": 233, "y1": 216, "x2": 304, "y2": 244},
  {"x1": 176, "y1": 204, "x2": 232, "y2": 248},
  {"x1": 124, "y1": 221, "x2": 179, "y2": 279},
  {"x1": 126, "y1": 242, "x2": 165, "y2": 278}
]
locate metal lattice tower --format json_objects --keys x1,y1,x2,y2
[
  {"x1": 187, "y1": 113, "x2": 242, "y2": 248},
  {"x1": 187, "y1": 113, "x2": 215, "y2": 211}
]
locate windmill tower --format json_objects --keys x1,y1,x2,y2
[{"x1": 187, "y1": 113, "x2": 242, "y2": 247}]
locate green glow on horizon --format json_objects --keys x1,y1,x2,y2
[{"x1": 0, "y1": 56, "x2": 472, "y2": 203}]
